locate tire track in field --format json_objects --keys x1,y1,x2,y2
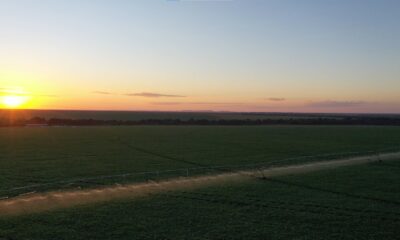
[
  {"x1": 111, "y1": 138, "x2": 209, "y2": 167},
  {"x1": 177, "y1": 191, "x2": 400, "y2": 220},
  {"x1": 1, "y1": 151, "x2": 400, "y2": 216},
  {"x1": 258, "y1": 178, "x2": 400, "y2": 206},
  {"x1": 165, "y1": 191, "x2": 400, "y2": 222},
  {"x1": 374, "y1": 162, "x2": 400, "y2": 169}
]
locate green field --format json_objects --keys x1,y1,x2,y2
[
  {"x1": 1, "y1": 125, "x2": 400, "y2": 239},
  {"x1": 1, "y1": 126, "x2": 400, "y2": 197},
  {"x1": 1, "y1": 160, "x2": 399, "y2": 239}
]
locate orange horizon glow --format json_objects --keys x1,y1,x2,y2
[{"x1": 0, "y1": 85, "x2": 399, "y2": 114}]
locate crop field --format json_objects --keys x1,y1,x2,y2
[
  {"x1": 1, "y1": 159, "x2": 399, "y2": 239},
  {"x1": 1, "y1": 126, "x2": 400, "y2": 197},
  {"x1": 0, "y1": 125, "x2": 400, "y2": 239}
]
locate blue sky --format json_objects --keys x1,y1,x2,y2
[{"x1": 0, "y1": 0, "x2": 399, "y2": 112}]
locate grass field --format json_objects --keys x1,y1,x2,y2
[
  {"x1": 1, "y1": 126, "x2": 400, "y2": 197},
  {"x1": 1, "y1": 159, "x2": 399, "y2": 239}
]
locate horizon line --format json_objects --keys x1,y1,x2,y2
[{"x1": 1, "y1": 108, "x2": 400, "y2": 115}]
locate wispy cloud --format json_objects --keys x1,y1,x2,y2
[
  {"x1": 125, "y1": 92, "x2": 186, "y2": 98},
  {"x1": 151, "y1": 101, "x2": 243, "y2": 106},
  {"x1": 151, "y1": 102, "x2": 183, "y2": 105},
  {"x1": 35, "y1": 94, "x2": 58, "y2": 98},
  {"x1": 307, "y1": 100, "x2": 367, "y2": 108},
  {"x1": 189, "y1": 102, "x2": 243, "y2": 105},
  {"x1": 266, "y1": 97, "x2": 285, "y2": 102},
  {"x1": 93, "y1": 91, "x2": 114, "y2": 95},
  {"x1": 92, "y1": 91, "x2": 186, "y2": 98},
  {"x1": 0, "y1": 88, "x2": 27, "y2": 96},
  {"x1": 1, "y1": 87, "x2": 57, "y2": 98}
]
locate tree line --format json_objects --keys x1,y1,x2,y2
[{"x1": 2, "y1": 116, "x2": 400, "y2": 127}]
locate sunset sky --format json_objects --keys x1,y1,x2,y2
[{"x1": 1, "y1": 0, "x2": 399, "y2": 113}]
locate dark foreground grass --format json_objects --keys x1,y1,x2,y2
[
  {"x1": 1, "y1": 126, "x2": 400, "y2": 196},
  {"x1": 1, "y1": 160, "x2": 399, "y2": 239}
]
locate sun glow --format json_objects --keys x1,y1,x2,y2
[{"x1": 1, "y1": 95, "x2": 29, "y2": 109}]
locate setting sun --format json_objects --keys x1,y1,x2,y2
[{"x1": 1, "y1": 95, "x2": 28, "y2": 108}]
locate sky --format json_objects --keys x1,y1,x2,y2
[{"x1": 0, "y1": 0, "x2": 399, "y2": 113}]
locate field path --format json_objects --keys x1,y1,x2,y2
[{"x1": 1, "y1": 151, "x2": 400, "y2": 216}]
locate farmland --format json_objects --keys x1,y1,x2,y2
[
  {"x1": 1, "y1": 125, "x2": 400, "y2": 239},
  {"x1": 2, "y1": 0, "x2": 400, "y2": 238},
  {"x1": 1, "y1": 126, "x2": 400, "y2": 195},
  {"x1": 1, "y1": 158, "x2": 399, "y2": 239}
]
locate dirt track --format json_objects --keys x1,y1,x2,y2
[{"x1": 1, "y1": 152, "x2": 399, "y2": 216}]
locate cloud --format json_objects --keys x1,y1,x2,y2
[
  {"x1": 92, "y1": 91, "x2": 186, "y2": 98},
  {"x1": 125, "y1": 92, "x2": 186, "y2": 98},
  {"x1": 0, "y1": 88, "x2": 28, "y2": 96},
  {"x1": 266, "y1": 97, "x2": 285, "y2": 102},
  {"x1": 189, "y1": 102, "x2": 243, "y2": 105},
  {"x1": 93, "y1": 91, "x2": 114, "y2": 95},
  {"x1": 1, "y1": 87, "x2": 57, "y2": 98},
  {"x1": 36, "y1": 94, "x2": 58, "y2": 98},
  {"x1": 151, "y1": 102, "x2": 244, "y2": 106},
  {"x1": 151, "y1": 102, "x2": 183, "y2": 105},
  {"x1": 307, "y1": 100, "x2": 367, "y2": 108}
]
